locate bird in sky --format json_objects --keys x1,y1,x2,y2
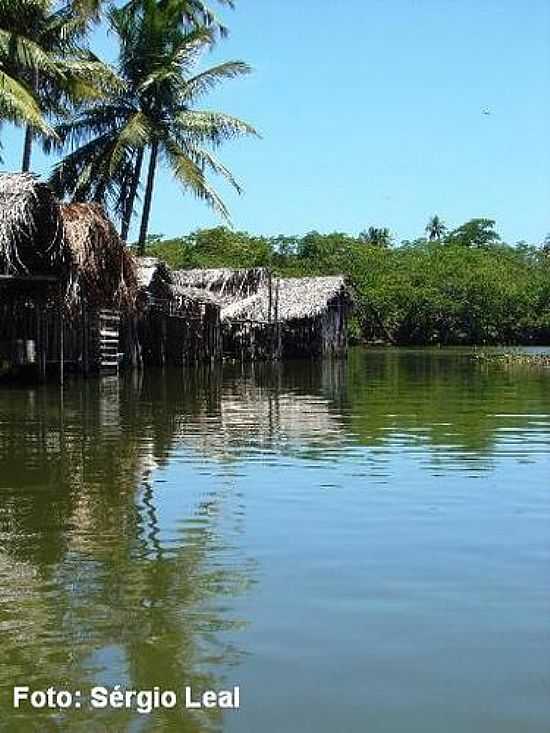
[{"x1": 482, "y1": 108, "x2": 492, "y2": 116}]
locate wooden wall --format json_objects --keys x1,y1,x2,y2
[{"x1": 138, "y1": 301, "x2": 222, "y2": 367}]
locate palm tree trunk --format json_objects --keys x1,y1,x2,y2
[
  {"x1": 21, "y1": 70, "x2": 39, "y2": 173},
  {"x1": 137, "y1": 141, "x2": 159, "y2": 256},
  {"x1": 121, "y1": 148, "x2": 144, "y2": 243},
  {"x1": 21, "y1": 125, "x2": 33, "y2": 172},
  {"x1": 93, "y1": 180, "x2": 108, "y2": 204}
]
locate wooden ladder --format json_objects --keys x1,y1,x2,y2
[{"x1": 95, "y1": 309, "x2": 121, "y2": 372}]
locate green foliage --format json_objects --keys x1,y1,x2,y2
[
  {"x1": 358, "y1": 226, "x2": 392, "y2": 248},
  {"x1": 147, "y1": 226, "x2": 271, "y2": 269},
  {"x1": 0, "y1": 0, "x2": 120, "y2": 166},
  {"x1": 148, "y1": 223, "x2": 550, "y2": 346},
  {"x1": 445, "y1": 218, "x2": 501, "y2": 248},
  {"x1": 425, "y1": 214, "x2": 446, "y2": 241}
]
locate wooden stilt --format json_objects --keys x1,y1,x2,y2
[
  {"x1": 59, "y1": 286, "x2": 64, "y2": 387},
  {"x1": 82, "y1": 299, "x2": 89, "y2": 377},
  {"x1": 268, "y1": 270, "x2": 273, "y2": 323},
  {"x1": 37, "y1": 303, "x2": 46, "y2": 382},
  {"x1": 274, "y1": 278, "x2": 280, "y2": 360}
]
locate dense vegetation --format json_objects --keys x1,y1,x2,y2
[{"x1": 146, "y1": 219, "x2": 550, "y2": 346}]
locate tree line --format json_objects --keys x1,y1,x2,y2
[
  {"x1": 146, "y1": 217, "x2": 550, "y2": 346},
  {"x1": 0, "y1": 0, "x2": 256, "y2": 251}
]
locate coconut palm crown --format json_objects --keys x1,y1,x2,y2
[
  {"x1": 425, "y1": 215, "x2": 447, "y2": 241},
  {"x1": 0, "y1": 0, "x2": 121, "y2": 169},
  {"x1": 50, "y1": 0, "x2": 257, "y2": 252}
]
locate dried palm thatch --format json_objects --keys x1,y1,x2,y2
[
  {"x1": 61, "y1": 203, "x2": 138, "y2": 309},
  {"x1": 137, "y1": 258, "x2": 175, "y2": 296},
  {"x1": 172, "y1": 267, "x2": 268, "y2": 305},
  {"x1": 166, "y1": 284, "x2": 223, "y2": 306},
  {"x1": 137, "y1": 259, "x2": 223, "y2": 307},
  {"x1": 0, "y1": 173, "x2": 66, "y2": 276},
  {"x1": 221, "y1": 276, "x2": 349, "y2": 323},
  {"x1": 136, "y1": 257, "x2": 162, "y2": 289}
]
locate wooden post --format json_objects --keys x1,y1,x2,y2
[
  {"x1": 274, "y1": 277, "x2": 280, "y2": 360},
  {"x1": 268, "y1": 270, "x2": 273, "y2": 323},
  {"x1": 82, "y1": 299, "x2": 89, "y2": 377},
  {"x1": 59, "y1": 285, "x2": 64, "y2": 387},
  {"x1": 37, "y1": 303, "x2": 46, "y2": 382}
]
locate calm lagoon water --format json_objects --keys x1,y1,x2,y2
[{"x1": 0, "y1": 348, "x2": 548, "y2": 731}]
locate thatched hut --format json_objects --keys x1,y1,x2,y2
[
  {"x1": 135, "y1": 258, "x2": 223, "y2": 366},
  {"x1": 60, "y1": 202, "x2": 139, "y2": 373},
  {"x1": 0, "y1": 174, "x2": 67, "y2": 379},
  {"x1": 61, "y1": 202, "x2": 137, "y2": 310},
  {"x1": 221, "y1": 276, "x2": 351, "y2": 359},
  {"x1": 136, "y1": 256, "x2": 165, "y2": 291},
  {"x1": 0, "y1": 175, "x2": 139, "y2": 379},
  {"x1": 0, "y1": 173, "x2": 66, "y2": 277},
  {"x1": 168, "y1": 267, "x2": 351, "y2": 360}
]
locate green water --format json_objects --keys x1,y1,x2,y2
[{"x1": 0, "y1": 348, "x2": 548, "y2": 732}]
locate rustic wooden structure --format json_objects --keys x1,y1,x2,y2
[
  {"x1": 169, "y1": 267, "x2": 281, "y2": 361},
  {"x1": 221, "y1": 276, "x2": 351, "y2": 360},
  {"x1": 0, "y1": 275, "x2": 61, "y2": 382},
  {"x1": 61, "y1": 202, "x2": 137, "y2": 375},
  {"x1": 0, "y1": 173, "x2": 350, "y2": 380},
  {"x1": 155, "y1": 267, "x2": 352, "y2": 361},
  {"x1": 135, "y1": 259, "x2": 223, "y2": 366},
  {"x1": 0, "y1": 174, "x2": 138, "y2": 381}
]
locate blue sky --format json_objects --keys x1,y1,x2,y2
[{"x1": 3, "y1": 0, "x2": 550, "y2": 243}]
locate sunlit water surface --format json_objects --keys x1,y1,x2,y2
[{"x1": 0, "y1": 348, "x2": 548, "y2": 732}]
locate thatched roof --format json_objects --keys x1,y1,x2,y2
[
  {"x1": 221, "y1": 276, "x2": 349, "y2": 323},
  {"x1": 136, "y1": 257, "x2": 161, "y2": 289},
  {"x1": 167, "y1": 284, "x2": 223, "y2": 306},
  {"x1": 0, "y1": 173, "x2": 66, "y2": 277},
  {"x1": 0, "y1": 175, "x2": 138, "y2": 308},
  {"x1": 137, "y1": 258, "x2": 222, "y2": 308},
  {"x1": 135, "y1": 264, "x2": 349, "y2": 319},
  {"x1": 172, "y1": 267, "x2": 268, "y2": 305},
  {"x1": 61, "y1": 203, "x2": 138, "y2": 308}
]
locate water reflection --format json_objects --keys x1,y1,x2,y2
[
  {"x1": 115, "y1": 348, "x2": 550, "y2": 472},
  {"x1": 0, "y1": 378, "x2": 256, "y2": 731},
  {"x1": 0, "y1": 348, "x2": 548, "y2": 730}
]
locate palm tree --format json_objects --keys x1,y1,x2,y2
[
  {"x1": 123, "y1": 0, "x2": 236, "y2": 36},
  {"x1": 52, "y1": 0, "x2": 257, "y2": 251},
  {"x1": 1, "y1": 0, "x2": 121, "y2": 172},
  {"x1": 360, "y1": 226, "x2": 392, "y2": 248},
  {"x1": 0, "y1": 0, "x2": 56, "y2": 143},
  {"x1": 425, "y1": 215, "x2": 447, "y2": 241}
]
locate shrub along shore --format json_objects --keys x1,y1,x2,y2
[
  {"x1": 143, "y1": 220, "x2": 550, "y2": 346},
  {"x1": 473, "y1": 352, "x2": 550, "y2": 367}
]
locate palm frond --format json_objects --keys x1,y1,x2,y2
[
  {"x1": 50, "y1": 131, "x2": 138, "y2": 214},
  {"x1": 164, "y1": 136, "x2": 230, "y2": 220},
  {"x1": 47, "y1": 103, "x2": 134, "y2": 151},
  {"x1": 173, "y1": 109, "x2": 258, "y2": 147},
  {"x1": 183, "y1": 61, "x2": 252, "y2": 101},
  {"x1": 0, "y1": 30, "x2": 64, "y2": 77},
  {"x1": 109, "y1": 110, "x2": 152, "y2": 171},
  {"x1": 0, "y1": 68, "x2": 52, "y2": 133},
  {"x1": 188, "y1": 145, "x2": 242, "y2": 193}
]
